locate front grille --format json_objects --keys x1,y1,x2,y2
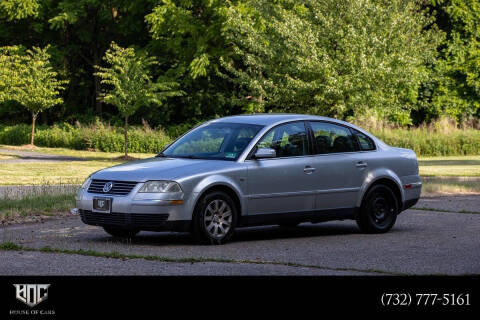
[
  {"x1": 80, "y1": 210, "x2": 169, "y2": 228},
  {"x1": 88, "y1": 179, "x2": 137, "y2": 195}
]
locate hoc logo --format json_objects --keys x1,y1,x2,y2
[
  {"x1": 13, "y1": 284, "x2": 50, "y2": 307},
  {"x1": 103, "y1": 181, "x2": 114, "y2": 193}
]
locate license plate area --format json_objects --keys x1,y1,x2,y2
[{"x1": 93, "y1": 197, "x2": 112, "y2": 213}]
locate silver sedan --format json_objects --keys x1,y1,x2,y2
[{"x1": 74, "y1": 114, "x2": 421, "y2": 244}]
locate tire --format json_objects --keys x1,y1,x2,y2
[
  {"x1": 356, "y1": 184, "x2": 398, "y2": 234},
  {"x1": 103, "y1": 227, "x2": 139, "y2": 238},
  {"x1": 191, "y1": 191, "x2": 237, "y2": 245}
]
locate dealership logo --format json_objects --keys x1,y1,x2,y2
[
  {"x1": 103, "y1": 181, "x2": 114, "y2": 193},
  {"x1": 13, "y1": 284, "x2": 50, "y2": 307}
]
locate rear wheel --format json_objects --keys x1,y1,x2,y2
[
  {"x1": 103, "y1": 227, "x2": 139, "y2": 238},
  {"x1": 356, "y1": 184, "x2": 398, "y2": 233},
  {"x1": 191, "y1": 191, "x2": 237, "y2": 245}
]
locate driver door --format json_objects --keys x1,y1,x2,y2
[{"x1": 245, "y1": 121, "x2": 316, "y2": 215}]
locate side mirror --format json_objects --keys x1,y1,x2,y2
[{"x1": 254, "y1": 148, "x2": 276, "y2": 159}]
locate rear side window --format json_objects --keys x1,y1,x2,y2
[
  {"x1": 257, "y1": 122, "x2": 308, "y2": 157},
  {"x1": 353, "y1": 130, "x2": 376, "y2": 151},
  {"x1": 309, "y1": 122, "x2": 356, "y2": 154}
]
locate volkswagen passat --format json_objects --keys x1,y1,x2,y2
[{"x1": 74, "y1": 114, "x2": 421, "y2": 244}]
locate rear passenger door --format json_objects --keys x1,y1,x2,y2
[{"x1": 307, "y1": 121, "x2": 370, "y2": 210}]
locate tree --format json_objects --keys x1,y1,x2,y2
[
  {"x1": 429, "y1": 0, "x2": 480, "y2": 121},
  {"x1": 0, "y1": 46, "x2": 20, "y2": 103},
  {"x1": 7, "y1": 45, "x2": 67, "y2": 145},
  {"x1": 220, "y1": 0, "x2": 442, "y2": 125},
  {"x1": 48, "y1": 0, "x2": 156, "y2": 116},
  {"x1": 0, "y1": 0, "x2": 40, "y2": 21},
  {"x1": 146, "y1": 0, "x2": 240, "y2": 122},
  {"x1": 94, "y1": 41, "x2": 183, "y2": 158}
]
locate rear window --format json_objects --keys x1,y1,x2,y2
[{"x1": 353, "y1": 130, "x2": 376, "y2": 151}]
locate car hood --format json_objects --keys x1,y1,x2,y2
[{"x1": 92, "y1": 157, "x2": 237, "y2": 182}]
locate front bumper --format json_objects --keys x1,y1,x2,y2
[
  {"x1": 79, "y1": 209, "x2": 191, "y2": 232},
  {"x1": 75, "y1": 185, "x2": 196, "y2": 231}
]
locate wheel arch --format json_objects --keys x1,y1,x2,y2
[
  {"x1": 357, "y1": 175, "x2": 404, "y2": 213},
  {"x1": 193, "y1": 183, "x2": 243, "y2": 220}
]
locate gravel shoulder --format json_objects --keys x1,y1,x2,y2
[{"x1": 415, "y1": 195, "x2": 480, "y2": 213}]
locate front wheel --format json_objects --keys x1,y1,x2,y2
[
  {"x1": 356, "y1": 184, "x2": 398, "y2": 233},
  {"x1": 191, "y1": 191, "x2": 237, "y2": 245},
  {"x1": 103, "y1": 227, "x2": 139, "y2": 238}
]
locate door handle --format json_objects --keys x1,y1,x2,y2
[
  {"x1": 355, "y1": 161, "x2": 368, "y2": 168},
  {"x1": 304, "y1": 166, "x2": 316, "y2": 174}
]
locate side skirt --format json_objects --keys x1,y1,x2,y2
[{"x1": 238, "y1": 207, "x2": 359, "y2": 227}]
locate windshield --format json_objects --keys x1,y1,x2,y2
[{"x1": 162, "y1": 122, "x2": 264, "y2": 161}]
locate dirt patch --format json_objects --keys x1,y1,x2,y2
[
  {"x1": 0, "y1": 211, "x2": 71, "y2": 226},
  {"x1": 113, "y1": 155, "x2": 140, "y2": 161}
]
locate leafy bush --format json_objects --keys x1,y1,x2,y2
[
  {"x1": 165, "y1": 121, "x2": 203, "y2": 138},
  {"x1": 352, "y1": 116, "x2": 480, "y2": 156},
  {"x1": 0, "y1": 122, "x2": 172, "y2": 153},
  {"x1": 373, "y1": 128, "x2": 480, "y2": 156}
]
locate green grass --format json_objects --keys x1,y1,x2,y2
[
  {"x1": 0, "y1": 145, "x2": 155, "y2": 185},
  {"x1": 0, "y1": 193, "x2": 75, "y2": 223},
  {"x1": 418, "y1": 155, "x2": 480, "y2": 177},
  {"x1": 0, "y1": 144, "x2": 156, "y2": 160},
  {"x1": 0, "y1": 153, "x2": 18, "y2": 160},
  {"x1": 421, "y1": 176, "x2": 480, "y2": 195},
  {"x1": 0, "y1": 161, "x2": 123, "y2": 185}
]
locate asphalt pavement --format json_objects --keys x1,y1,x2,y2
[{"x1": 0, "y1": 198, "x2": 479, "y2": 275}]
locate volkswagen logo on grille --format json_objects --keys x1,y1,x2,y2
[{"x1": 103, "y1": 182, "x2": 114, "y2": 193}]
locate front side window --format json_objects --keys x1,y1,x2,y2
[
  {"x1": 257, "y1": 122, "x2": 308, "y2": 157},
  {"x1": 309, "y1": 122, "x2": 356, "y2": 154},
  {"x1": 164, "y1": 122, "x2": 263, "y2": 160}
]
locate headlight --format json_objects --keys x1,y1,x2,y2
[
  {"x1": 81, "y1": 176, "x2": 92, "y2": 189},
  {"x1": 139, "y1": 181, "x2": 182, "y2": 193}
]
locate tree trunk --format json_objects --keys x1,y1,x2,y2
[
  {"x1": 124, "y1": 115, "x2": 128, "y2": 158},
  {"x1": 31, "y1": 112, "x2": 39, "y2": 146},
  {"x1": 93, "y1": 49, "x2": 102, "y2": 116},
  {"x1": 256, "y1": 71, "x2": 263, "y2": 112}
]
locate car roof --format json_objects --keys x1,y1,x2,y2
[{"x1": 210, "y1": 113, "x2": 342, "y2": 126}]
